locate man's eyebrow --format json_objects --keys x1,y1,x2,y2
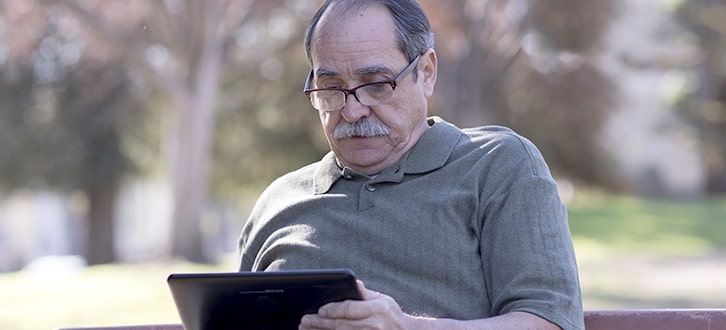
[
  {"x1": 315, "y1": 68, "x2": 337, "y2": 77},
  {"x1": 358, "y1": 65, "x2": 391, "y2": 75},
  {"x1": 314, "y1": 65, "x2": 393, "y2": 77}
]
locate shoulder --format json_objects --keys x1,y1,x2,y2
[
  {"x1": 261, "y1": 161, "x2": 319, "y2": 196},
  {"x1": 463, "y1": 125, "x2": 535, "y2": 152},
  {"x1": 447, "y1": 125, "x2": 553, "y2": 182},
  {"x1": 243, "y1": 161, "x2": 320, "y2": 232},
  {"x1": 466, "y1": 125, "x2": 545, "y2": 159},
  {"x1": 425, "y1": 118, "x2": 539, "y2": 161}
]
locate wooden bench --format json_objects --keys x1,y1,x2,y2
[
  {"x1": 584, "y1": 309, "x2": 726, "y2": 329},
  {"x1": 56, "y1": 309, "x2": 726, "y2": 330}
]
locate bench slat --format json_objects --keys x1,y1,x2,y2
[
  {"x1": 584, "y1": 309, "x2": 726, "y2": 330},
  {"x1": 56, "y1": 309, "x2": 726, "y2": 330}
]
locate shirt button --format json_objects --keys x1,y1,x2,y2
[{"x1": 365, "y1": 184, "x2": 376, "y2": 192}]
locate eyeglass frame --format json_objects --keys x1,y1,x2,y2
[{"x1": 303, "y1": 54, "x2": 422, "y2": 112}]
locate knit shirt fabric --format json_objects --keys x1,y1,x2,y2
[{"x1": 238, "y1": 116, "x2": 585, "y2": 330}]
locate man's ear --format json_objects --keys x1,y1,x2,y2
[{"x1": 419, "y1": 49, "x2": 438, "y2": 97}]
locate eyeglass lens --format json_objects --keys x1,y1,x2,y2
[
  {"x1": 310, "y1": 83, "x2": 393, "y2": 111},
  {"x1": 305, "y1": 54, "x2": 421, "y2": 112}
]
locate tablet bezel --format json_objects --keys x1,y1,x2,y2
[{"x1": 167, "y1": 269, "x2": 361, "y2": 330}]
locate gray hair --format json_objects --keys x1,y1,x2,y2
[{"x1": 304, "y1": 0, "x2": 435, "y2": 65}]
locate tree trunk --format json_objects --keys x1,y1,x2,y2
[
  {"x1": 168, "y1": 38, "x2": 223, "y2": 263},
  {"x1": 86, "y1": 182, "x2": 118, "y2": 265},
  {"x1": 168, "y1": 100, "x2": 213, "y2": 263}
]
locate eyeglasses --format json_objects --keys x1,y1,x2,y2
[{"x1": 304, "y1": 55, "x2": 421, "y2": 112}]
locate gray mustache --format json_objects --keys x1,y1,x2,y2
[{"x1": 333, "y1": 118, "x2": 391, "y2": 139}]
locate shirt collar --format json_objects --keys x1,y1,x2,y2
[{"x1": 313, "y1": 116, "x2": 462, "y2": 194}]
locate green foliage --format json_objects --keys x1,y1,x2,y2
[
  {"x1": 210, "y1": 2, "x2": 327, "y2": 200},
  {"x1": 674, "y1": 0, "x2": 726, "y2": 192},
  {"x1": 0, "y1": 67, "x2": 37, "y2": 190},
  {"x1": 0, "y1": 18, "x2": 145, "y2": 194},
  {"x1": 0, "y1": 67, "x2": 140, "y2": 193}
]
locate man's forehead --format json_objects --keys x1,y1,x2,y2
[
  {"x1": 313, "y1": 1, "x2": 394, "y2": 42},
  {"x1": 309, "y1": 2, "x2": 403, "y2": 78},
  {"x1": 322, "y1": 0, "x2": 377, "y2": 23}
]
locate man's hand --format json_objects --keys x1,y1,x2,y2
[
  {"x1": 299, "y1": 281, "x2": 562, "y2": 330},
  {"x1": 299, "y1": 280, "x2": 411, "y2": 330}
]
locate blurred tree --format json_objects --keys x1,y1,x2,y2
[
  {"x1": 40, "y1": 0, "x2": 330, "y2": 262},
  {"x1": 39, "y1": 0, "x2": 262, "y2": 263},
  {"x1": 216, "y1": 0, "x2": 628, "y2": 195},
  {"x1": 0, "y1": 2, "x2": 144, "y2": 264},
  {"x1": 422, "y1": 0, "x2": 624, "y2": 189},
  {"x1": 211, "y1": 1, "x2": 326, "y2": 201},
  {"x1": 676, "y1": 0, "x2": 726, "y2": 192},
  {"x1": 0, "y1": 0, "x2": 635, "y2": 267}
]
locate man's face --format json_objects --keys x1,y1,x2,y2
[{"x1": 309, "y1": 4, "x2": 436, "y2": 175}]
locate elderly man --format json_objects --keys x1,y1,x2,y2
[{"x1": 238, "y1": 0, "x2": 584, "y2": 329}]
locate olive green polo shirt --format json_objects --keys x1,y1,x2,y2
[{"x1": 238, "y1": 116, "x2": 584, "y2": 330}]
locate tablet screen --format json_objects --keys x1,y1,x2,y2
[{"x1": 167, "y1": 269, "x2": 361, "y2": 330}]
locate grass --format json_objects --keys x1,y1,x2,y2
[
  {"x1": 1, "y1": 192, "x2": 725, "y2": 329},
  {"x1": 568, "y1": 192, "x2": 726, "y2": 309},
  {"x1": 569, "y1": 192, "x2": 726, "y2": 257},
  {"x1": 0, "y1": 260, "x2": 235, "y2": 330}
]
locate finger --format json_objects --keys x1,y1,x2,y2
[
  {"x1": 318, "y1": 295, "x2": 395, "y2": 320},
  {"x1": 301, "y1": 312, "x2": 382, "y2": 330},
  {"x1": 299, "y1": 313, "x2": 333, "y2": 329},
  {"x1": 356, "y1": 280, "x2": 384, "y2": 300},
  {"x1": 319, "y1": 299, "x2": 360, "y2": 319},
  {"x1": 313, "y1": 280, "x2": 380, "y2": 320}
]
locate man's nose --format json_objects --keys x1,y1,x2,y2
[{"x1": 340, "y1": 92, "x2": 371, "y2": 123}]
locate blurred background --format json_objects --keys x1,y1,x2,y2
[{"x1": 1, "y1": 0, "x2": 725, "y2": 328}]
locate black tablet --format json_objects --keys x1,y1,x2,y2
[{"x1": 167, "y1": 269, "x2": 362, "y2": 330}]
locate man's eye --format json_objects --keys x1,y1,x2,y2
[
  {"x1": 365, "y1": 82, "x2": 389, "y2": 93},
  {"x1": 316, "y1": 80, "x2": 341, "y2": 89},
  {"x1": 372, "y1": 82, "x2": 387, "y2": 89}
]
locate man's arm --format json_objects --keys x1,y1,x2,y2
[
  {"x1": 299, "y1": 281, "x2": 561, "y2": 330},
  {"x1": 409, "y1": 311, "x2": 560, "y2": 330}
]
